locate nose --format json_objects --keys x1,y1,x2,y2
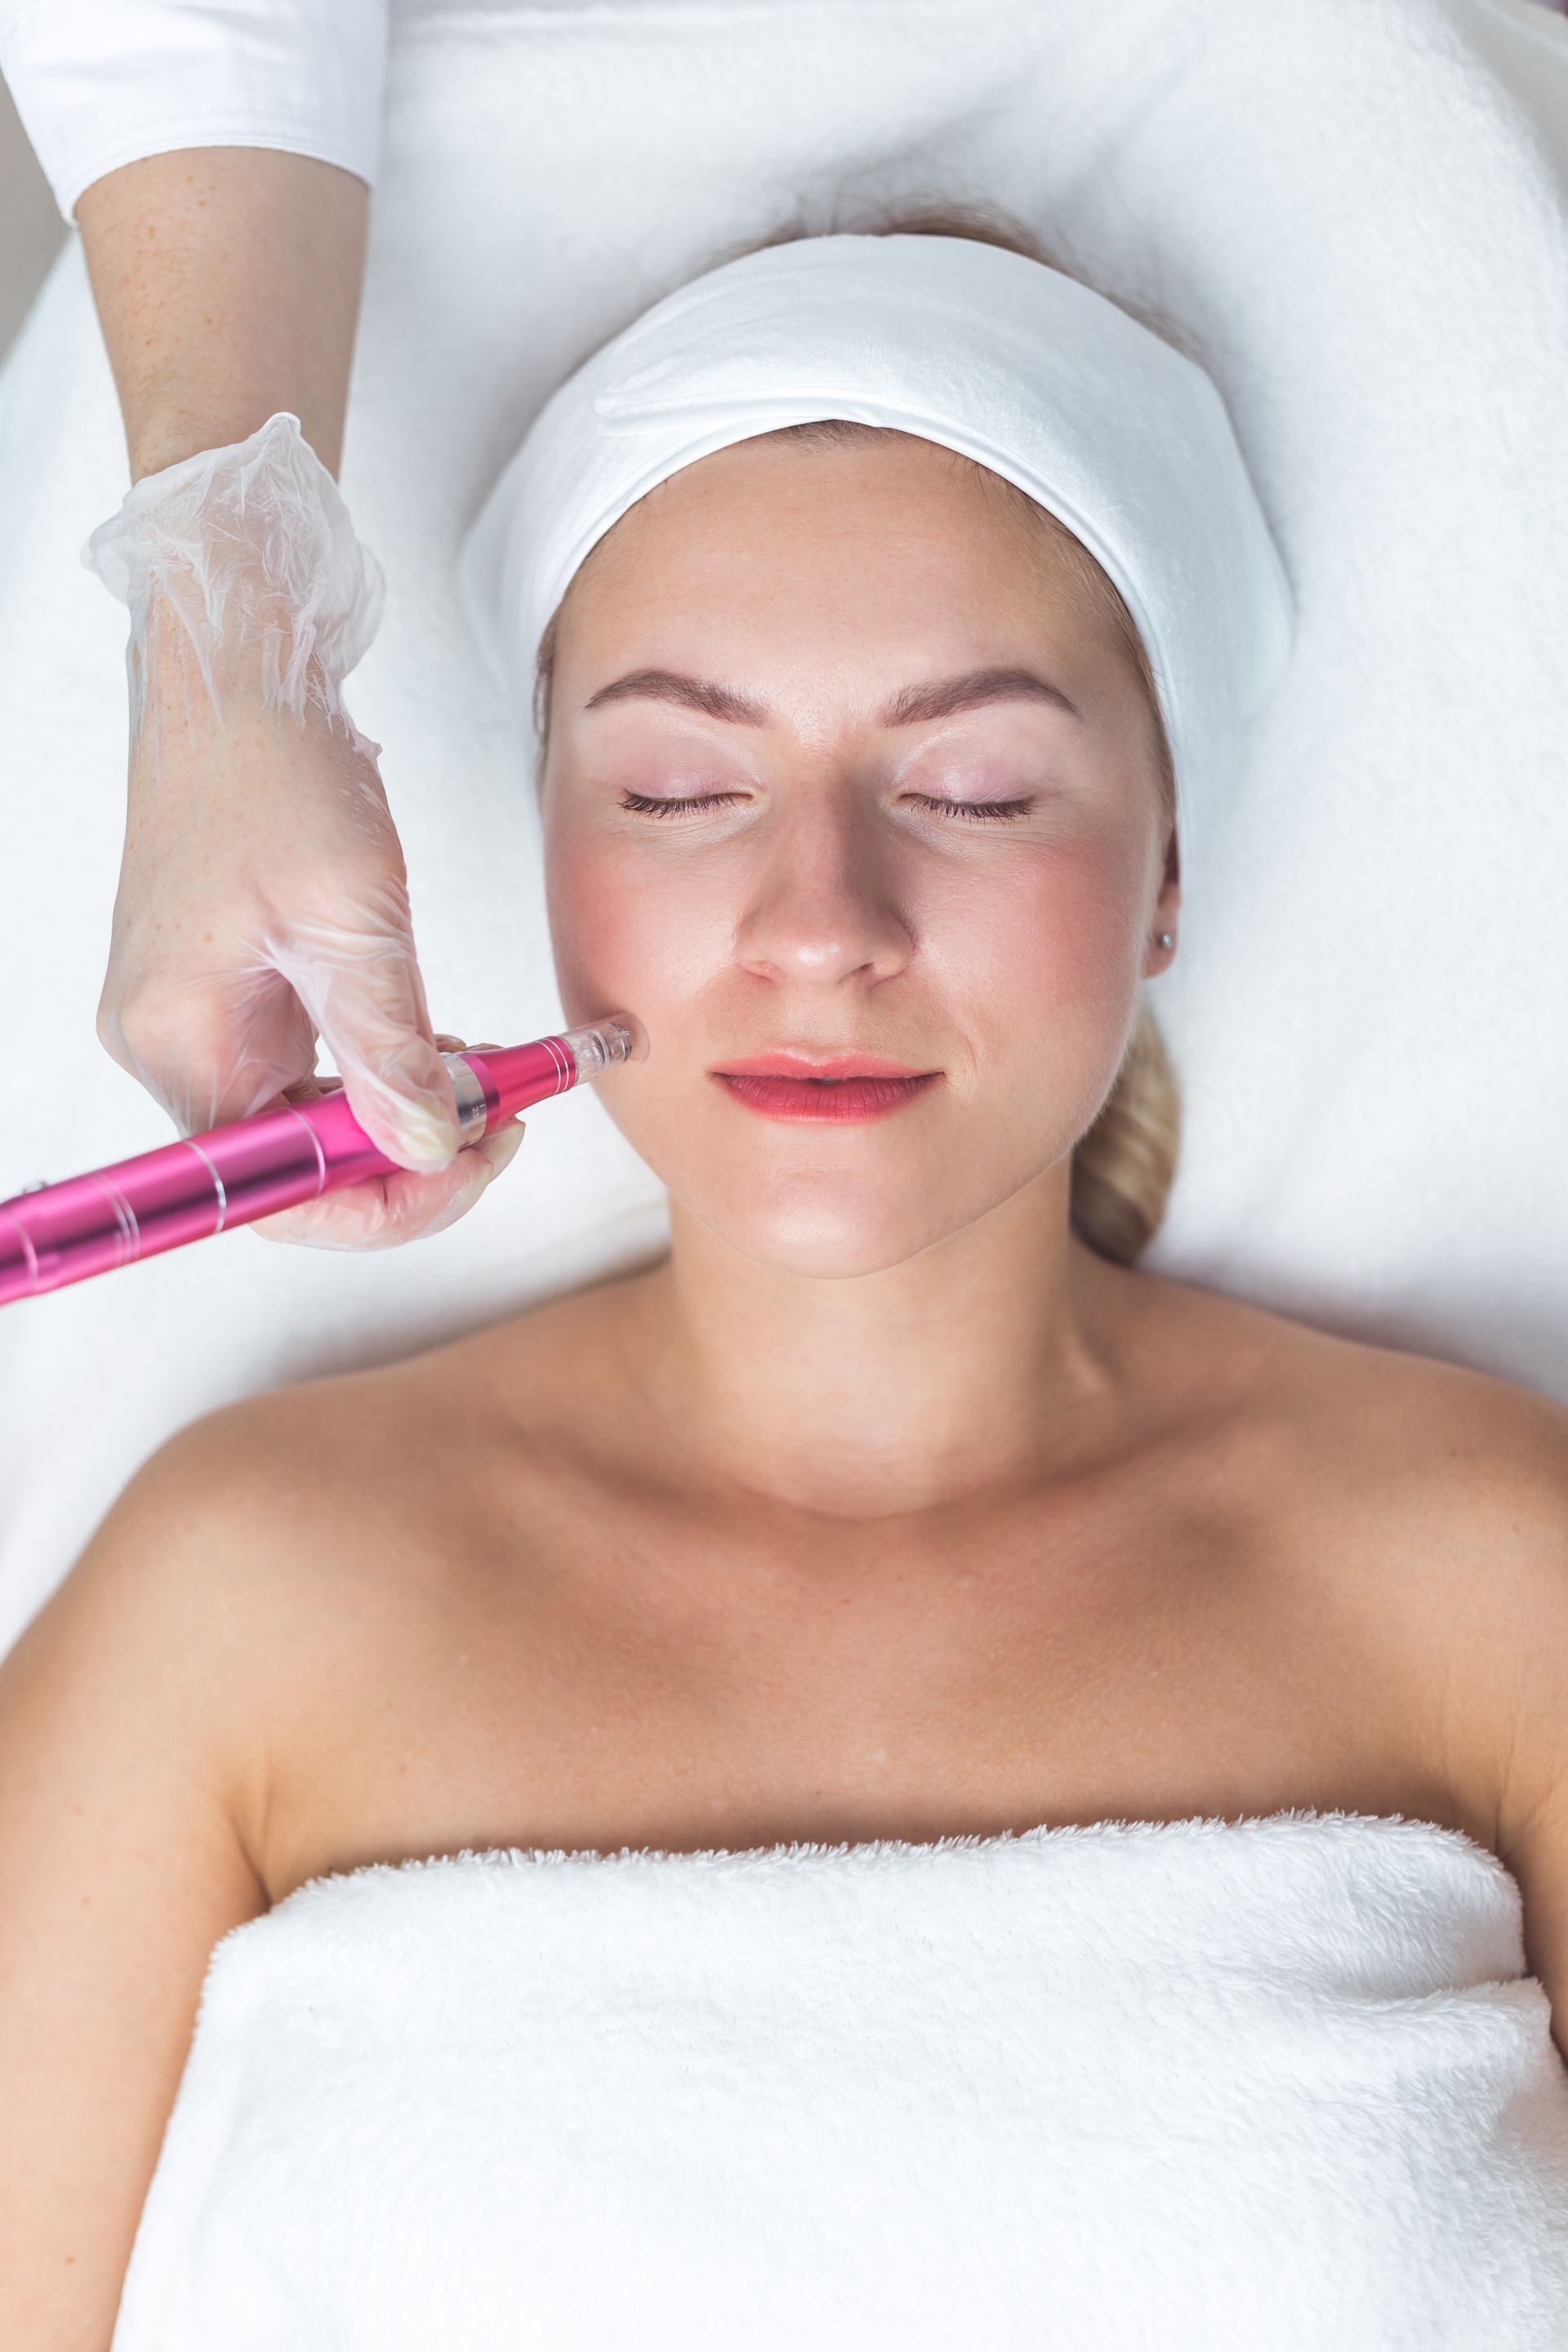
[{"x1": 733, "y1": 784, "x2": 914, "y2": 991}]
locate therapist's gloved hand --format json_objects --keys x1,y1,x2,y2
[
  {"x1": 250, "y1": 1042, "x2": 526, "y2": 1250},
  {"x1": 84, "y1": 412, "x2": 511, "y2": 1248},
  {"x1": 100, "y1": 691, "x2": 492, "y2": 1245}
]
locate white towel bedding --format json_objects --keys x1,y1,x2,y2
[
  {"x1": 108, "y1": 1811, "x2": 1568, "y2": 2349},
  {"x1": 1, "y1": 0, "x2": 1567, "y2": 1651}
]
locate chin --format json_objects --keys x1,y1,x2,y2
[{"x1": 681, "y1": 1169, "x2": 969, "y2": 1281}]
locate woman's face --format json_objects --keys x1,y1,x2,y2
[{"x1": 541, "y1": 430, "x2": 1178, "y2": 1278}]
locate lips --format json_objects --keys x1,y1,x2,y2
[{"x1": 711, "y1": 1053, "x2": 941, "y2": 1125}]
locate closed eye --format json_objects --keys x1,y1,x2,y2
[
  {"x1": 618, "y1": 790, "x2": 749, "y2": 818},
  {"x1": 904, "y1": 793, "x2": 1036, "y2": 824},
  {"x1": 617, "y1": 788, "x2": 1037, "y2": 824}
]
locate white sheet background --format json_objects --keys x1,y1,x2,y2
[{"x1": 0, "y1": 0, "x2": 1565, "y2": 1657}]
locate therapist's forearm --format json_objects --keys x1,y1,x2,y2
[{"x1": 76, "y1": 148, "x2": 368, "y2": 480}]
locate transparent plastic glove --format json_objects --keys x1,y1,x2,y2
[
  {"x1": 252, "y1": 1040, "x2": 527, "y2": 1250},
  {"x1": 82, "y1": 412, "x2": 497, "y2": 1248}
]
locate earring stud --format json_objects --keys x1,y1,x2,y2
[{"x1": 1157, "y1": 931, "x2": 1174, "y2": 950}]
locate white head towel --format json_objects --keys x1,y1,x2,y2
[{"x1": 459, "y1": 231, "x2": 1293, "y2": 901}]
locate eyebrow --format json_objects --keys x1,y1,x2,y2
[{"x1": 580, "y1": 664, "x2": 1082, "y2": 727}]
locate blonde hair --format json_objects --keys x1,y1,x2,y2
[{"x1": 532, "y1": 198, "x2": 1183, "y2": 1267}]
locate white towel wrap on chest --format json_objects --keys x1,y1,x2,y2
[
  {"x1": 111, "y1": 1810, "x2": 1568, "y2": 2350},
  {"x1": 459, "y1": 230, "x2": 1294, "y2": 906}
]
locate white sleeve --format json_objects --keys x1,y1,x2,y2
[{"x1": 0, "y1": 0, "x2": 390, "y2": 220}]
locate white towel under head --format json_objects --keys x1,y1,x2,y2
[
  {"x1": 110, "y1": 1810, "x2": 1568, "y2": 2350},
  {"x1": 459, "y1": 231, "x2": 1293, "y2": 907}
]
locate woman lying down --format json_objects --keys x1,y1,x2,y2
[{"x1": 6, "y1": 215, "x2": 1568, "y2": 2350}]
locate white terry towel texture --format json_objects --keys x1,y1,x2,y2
[
  {"x1": 0, "y1": 0, "x2": 1566, "y2": 1648},
  {"x1": 109, "y1": 1812, "x2": 1568, "y2": 2349}
]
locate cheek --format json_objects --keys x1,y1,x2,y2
[
  {"x1": 915, "y1": 832, "x2": 1148, "y2": 1068},
  {"x1": 544, "y1": 818, "x2": 733, "y2": 1025}
]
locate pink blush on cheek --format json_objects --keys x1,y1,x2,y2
[
  {"x1": 545, "y1": 827, "x2": 730, "y2": 1040},
  {"x1": 920, "y1": 835, "x2": 1141, "y2": 1032}
]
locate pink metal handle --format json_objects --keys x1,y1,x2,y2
[{"x1": 0, "y1": 1027, "x2": 616, "y2": 1308}]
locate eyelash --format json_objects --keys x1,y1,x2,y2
[
  {"x1": 619, "y1": 791, "x2": 746, "y2": 819},
  {"x1": 617, "y1": 791, "x2": 1036, "y2": 824},
  {"x1": 906, "y1": 793, "x2": 1035, "y2": 825}
]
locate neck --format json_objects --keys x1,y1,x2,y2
[{"x1": 625, "y1": 1170, "x2": 1135, "y2": 1517}]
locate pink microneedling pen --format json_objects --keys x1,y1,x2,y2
[{"x1": 0, "y1": 1018, "x2": 641, "y2": 1308}]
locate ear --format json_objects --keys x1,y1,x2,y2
[{"x1": 1143, "y1": 824, "x2": 1181, "y2": 978}]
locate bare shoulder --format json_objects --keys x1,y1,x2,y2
[
  {"x1": 1276, "y1": 1312, "x2": 1568, "y2": 1642},
  {"x1": 37, "y1": 1265, "x2": 641, "y2": 1724},
  {"x1": 1138, "y1": 1265, "x2": 1568, "y2": 1500},
  {"x1": 0, "y1": 1389, "x2": 368, "y2": 2332},
  {"x1": 1261, "y1": 1300, "x2": 1568, "y2": 1538},
  {"x1": 65, "y1": 1360, "x2": 443, "y2": 1615},
  {"x1": 1148, "y1": 1272, "x2": 1568, "y2": 1830},
  {"x1": 1276, "y1": 1329, "x2": 1568, "y2": 2029},
  {"x1": 15, "y1": 1345, "x2": 492, "y2": 1771}
]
